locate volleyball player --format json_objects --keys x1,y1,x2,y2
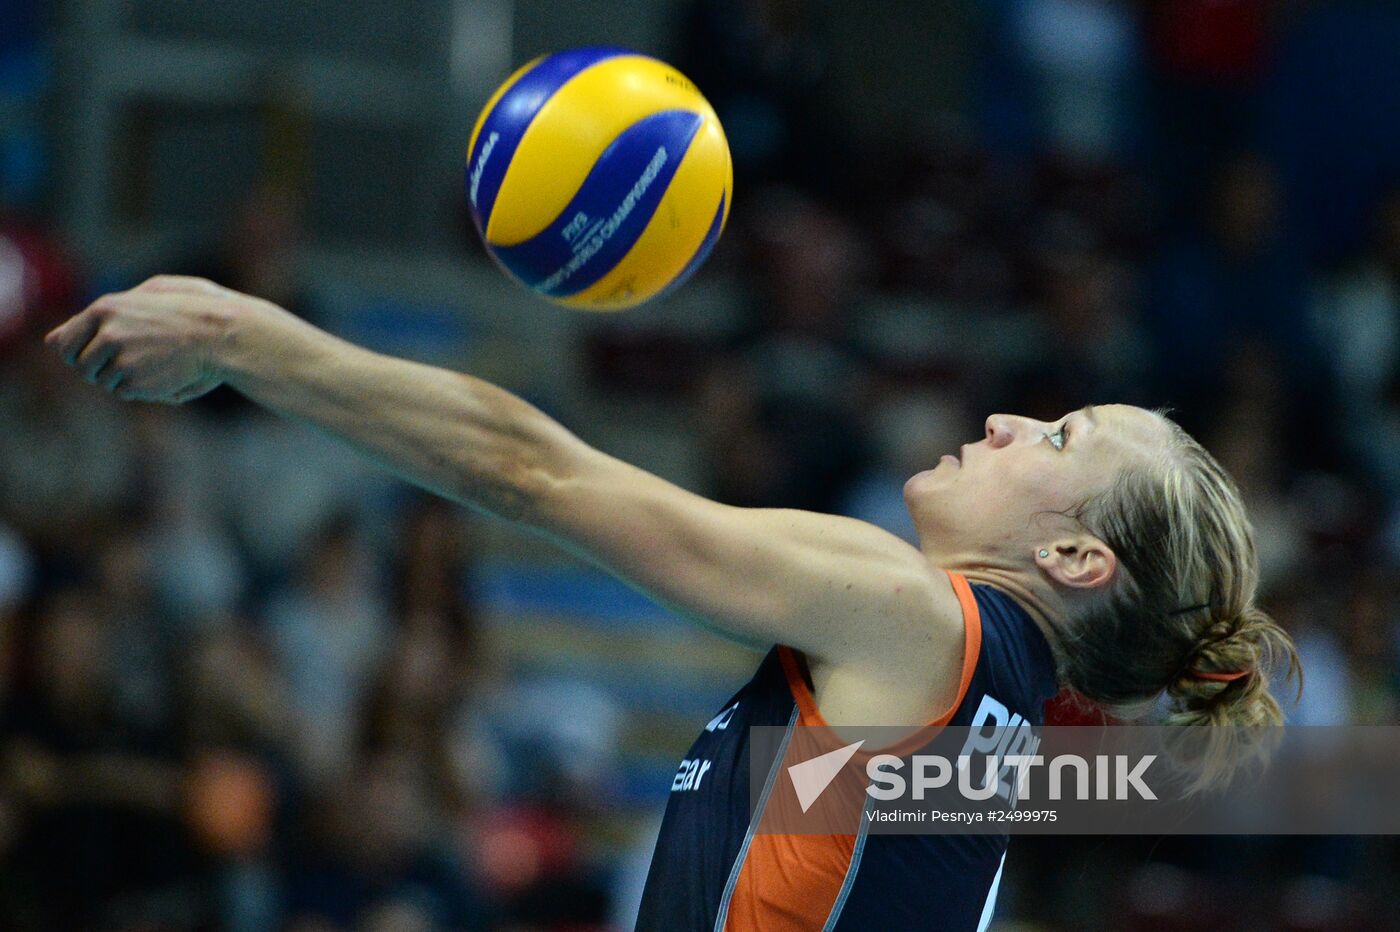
[{"x1": 45, "y1": 275, "x2": 1299, "y2": 931}]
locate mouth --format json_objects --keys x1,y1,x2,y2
[{"x1": 940, "y1": 453, "x2": 960, "y2": 467}]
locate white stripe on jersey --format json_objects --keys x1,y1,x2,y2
[{"x1": 977, "y1": 851, "x2": 1007, "y2": 932}]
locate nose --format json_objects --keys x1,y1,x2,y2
[
  {"x1": 985, "y1": 414, "x2": 1013, "y2": 448},
  {"x1": 984, "y1": 413, "x2": 1040, "y2": 449}
]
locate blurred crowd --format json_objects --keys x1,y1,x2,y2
[
  {"x1": 0, "y1": 313, "x2": 627, "y2": 928},
  {"x1": 3, "y1": 0, "x2": 1400, "y2": 930}
]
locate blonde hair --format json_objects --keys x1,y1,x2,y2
[{"x1": 1056, "y1": 414, "x2": 1301, "y2": 793}]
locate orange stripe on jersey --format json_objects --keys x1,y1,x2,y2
[
  {"x1": 723, "y1": 831, "x2": 858, "y2": 932},
  {"x1": 942, "y1": 569, "x2": 984, "y2": 724},
  {"x1": 724, "y1": 571, "x2": 985, "y2": 930}
]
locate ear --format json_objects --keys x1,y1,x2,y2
[{"x1": 1035, "y1": 536, "x2": 1117, "y2": 591}]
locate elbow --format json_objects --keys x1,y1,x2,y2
[
  {"x1": 468, "y1": 439, "x2": 572, "y2": 526},
  {"x1": 493, "y1": 457, "x2": 555, "y2": 525}
]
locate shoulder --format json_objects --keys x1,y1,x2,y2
[
  {"x1": 870, "y1": 564, "x2": 977, "y2": 684},
  {"x1": 799, "y1": 567, "x2": 976, "y2": 727}
]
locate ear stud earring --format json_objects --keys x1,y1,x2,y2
[{"x1": 1039, "y1": 549, "x2": 1050, "y2": 558}]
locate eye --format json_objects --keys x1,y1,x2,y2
[{"x1": 1045, "y1": 423, "x2": 1069, "y2": 451}]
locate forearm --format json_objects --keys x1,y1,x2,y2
[
  {"x1": 215, "y1": 299, "x2": 576, "y2": 520},
  {"x1": 46, "y1": 277, "x2": 962, "y2": 670}
]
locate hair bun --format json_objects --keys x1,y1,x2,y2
[{"x1": 1162, "y1": 604, "x2": 1302, "y2": 793}]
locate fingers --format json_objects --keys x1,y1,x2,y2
[
  {"x1": 115, "y1": 378, "x2": 205, "y2": 405},
  {"x1": 170, "y1": 378, "x2": 219, "y2": 405},
  {"x1": 44, "y1": 279, "x2": 228, "y2": 406},
  {"x1": 44, "y1": 304, "x2": 105, "y2": 365},
  {"x1": 45, "y1": 295, "x2": 130, "y2": 396},
  {"x1": 75, "y1": 337, "x2": 118, "y2": 384},
  {"x1": 74, "y1": 336, "x2": 132, "y2": 398}
]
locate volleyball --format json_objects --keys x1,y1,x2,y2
[{"x1": 465, "y1": 47, "x2": 733, "y2": 311}]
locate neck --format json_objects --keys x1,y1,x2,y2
[{"x1": 939, "y1": 557, "x2": 1066, "y2": 659}]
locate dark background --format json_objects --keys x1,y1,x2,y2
[{"x1": 1, "y1": 0, "x2": 1398, "y2": 929}]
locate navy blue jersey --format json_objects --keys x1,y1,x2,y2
[{"x1": 636, "y1": 573, "x2": 1059, "y2": 931}]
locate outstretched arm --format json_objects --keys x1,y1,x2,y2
[{"x1": 45, "y1": 277, "x2": 962, "y2": 671}]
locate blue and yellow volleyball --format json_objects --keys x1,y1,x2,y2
[{"x1": 465, "y1": 48, "x2": 733, "y2": 311}]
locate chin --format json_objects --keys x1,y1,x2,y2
[
  {"x1": 903, "y1": 467, "x2": 942, "y2": 501},
  {"x1": 902, "y1": 472, "x2": 942, "y2": 525},
  {"x1": 902, "y1": 476, "x2": 922, "y2": 511}
]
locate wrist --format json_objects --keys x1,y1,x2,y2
[{"x1": 209, "y1": 296, "x2": 280, "y2": 384}]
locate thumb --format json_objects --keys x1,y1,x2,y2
[{"x1": 168, "y1": 377, "x2": 222, "y2": 405}]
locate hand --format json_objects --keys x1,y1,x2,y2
[{"x1": 44, "y1": 275, "x2": 250, "y2": 404}]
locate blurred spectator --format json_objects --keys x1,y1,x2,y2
[
  {"x1": 175, "y1": 181, "x2": 316, "y2": 339},
  {"x1": 976, "y1": 0, "x2": 1141, "y2": 161},
  {"x1": 1015, "y1": 242, "x2": 1149, "y2": 414},
  {"x1": 674, "y1": 0, "x2": 852, "y2": 202},
  {"x1": 160, "y1": 181, "x2": 398, "y2": 588},
  {"x1": 0, "y1": 0, "x2": 50, "y2": 211},
  {"x1": 177, "y1": 627, "x2": 289, "y2": 929},
  {"x1": 0, "y1": 207, "x2": 81, "y2": 356},
  {"x1": 1337, "y1": 571, "x2": 1400, "y2": 724},
  {"x1": 471, "y1": 802, "x2": 610, "y2": 930},
  {"x1": 95, "y1": 526, "x2": 181, "y2": 737},
  {"x1": 4, "y1": 589, "x2": 200, "y2": 929},
  {"x1": 284, "y1": 750, "x2": 491, "y2": 930},
  {"x1": 0, "y1": 219, "x2": 137, "y2": 557},
  {"x1": 1314, "y1": 187, "x2": 1400, "y2": 499},
  {"x1": 1278, "y1": 585, "x2": 1354, "y2": 728},
  {"x1": 359, "y1": 627, "x2": 458, "y2": 784},
  {"x1": 1149, "y1": 154, "x2": 1324, "y2": 444},
  {"x1": 1143, "y1": 0, "x2": 1275, "y2": 231},
  {"x1": 0, "y1": 523, "x2": 33, "y2": 626},
  {"x1": 840, "y1": 389, "x2": 972, "y2": 544},
  {"x1": 697, "y1": 189, "x2": 873, "y2": 512},
  {"x1": 1199, "y1": 341, "x2": 1307, "y2": 590},
  {"x1": 181, "y1": 628, "x2": 295, "y2": 758},
  {"x1": 0, "y1": 344, "x2": 139, "y2": 550},
  {"x1": 137, "y1": 406, "x2": 250, "y2": 622},
  {"x1": 265, "y1": 514, "x2": 390, "y2": 783},
  {"x1": 393, "y1": 495, "x2": 482, "y2": 655}
]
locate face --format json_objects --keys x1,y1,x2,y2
[{"x1": 904, "y1": 404, "x2": 1170, "y2": 566}]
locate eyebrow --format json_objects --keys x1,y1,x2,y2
[{"x1": 1060, "y1": 405, "x2": 1096, "y2": 450}]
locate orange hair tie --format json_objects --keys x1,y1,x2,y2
[{"x1": 1192, "y1": 669, "x2": 1250, "y2": 683}]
